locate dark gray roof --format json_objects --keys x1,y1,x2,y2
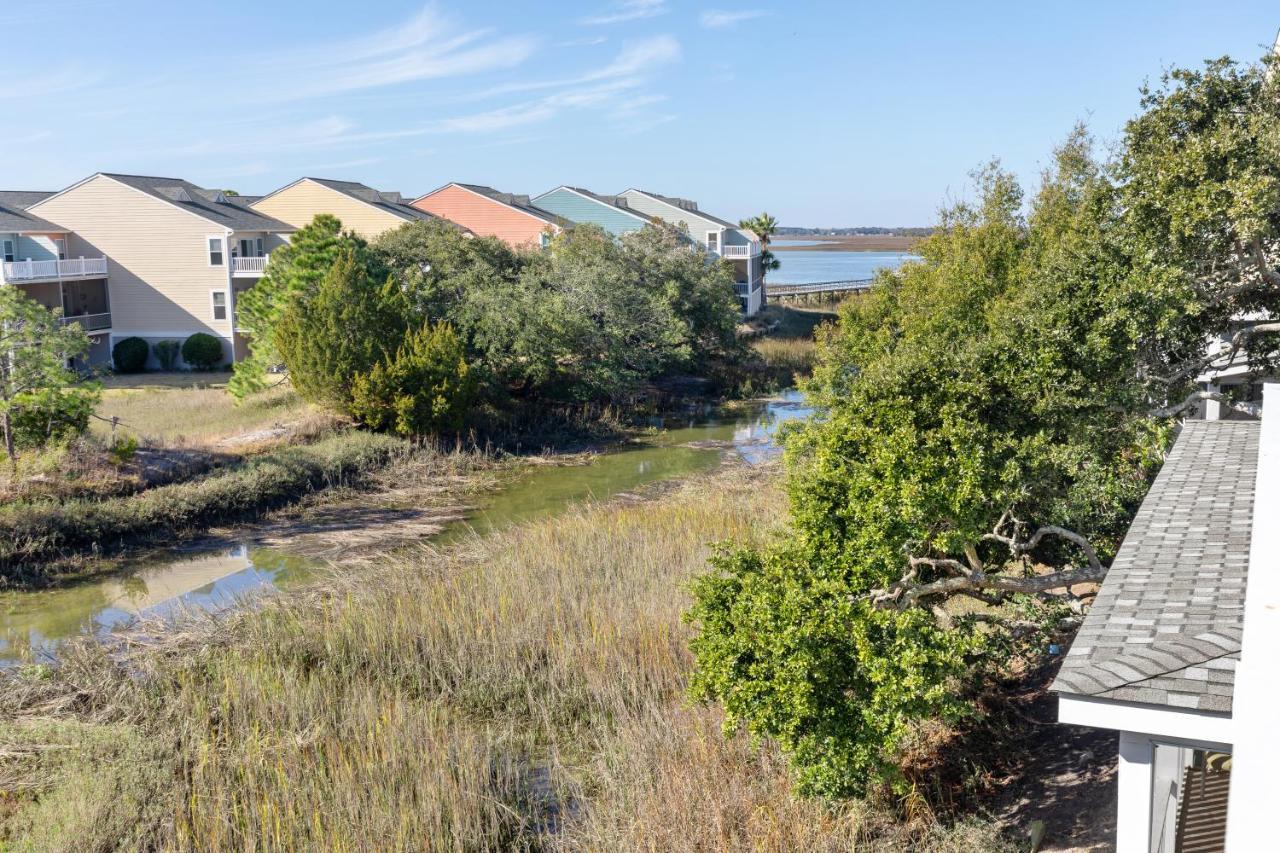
[
  {"x1": 451, "y1": 183, "x2": 570, "y2": 227},
  {"x1": 0, "y1": 192, "x2": 64, "y2": 233},
  {"x1": 629, "y1": 188, "x2": 740, "y2": 229},
  {"x1": 301, "y1": 178, "x2": 435, "y2": 223},
  {"x1": 0, "y1": 191, "x2": 55, "y2": 209},
  {"x1": 1052, "y1": 421, "x2": 1259, "y2": 713},
  {"x1": 95, "y1": 174, "x2": 293, "y2": 232}
]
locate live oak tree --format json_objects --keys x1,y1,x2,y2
[
  {"x1": 688, "y1": 53, "x2": 1280, "y2": 798},
  {"x1": 0, "y1": 287, "x2": 99, "y2": 468}
]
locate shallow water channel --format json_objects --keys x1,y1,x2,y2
[{"x1": 0, "y1": 392, "x2": 811, "y2": 665}]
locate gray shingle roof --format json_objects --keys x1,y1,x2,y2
[
  {"x1": 0, "y1": 192, "x2": 63, "y2": 233},
  {"x1": 451, "y1": 183, "x2": 570, "y2": 227},
  {"x1": 1052, "y1": 420, "x2": 1260, "y2": 713},
  {"x1": 302, "y1": 178, "x2": 436, "y2": 223},
  {"x1": 0, "y1": 191, "x2": 55, "y2": 209},
  {"x1": 629, "y1": 188, "x2": 740, "y2": 229},
  {"x1": 97, "y1": 174, "x2": 294, "y2": 232}
]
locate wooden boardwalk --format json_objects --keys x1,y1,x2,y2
[{"x1": 767, "y1": 279, "x2": 874, "y2": 299}]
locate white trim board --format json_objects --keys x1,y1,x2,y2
[
  {"x1": 1226, "y1": 382, "x2": 1280, "y2": 846},
  {"x1": 1057, "y1": 694, "x2": 1233, "y2": 744}
]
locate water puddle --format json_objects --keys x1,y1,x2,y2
[{"x1": 1, "y1": 392, "x2": 810, "y2": 665}]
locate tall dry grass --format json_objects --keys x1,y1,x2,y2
[
  {"x1": 0, "y1": 463, "x2": 1011, "y2": 851},
  {"x1": 93, "y1": 375, "x2": 325, "y2": 448}
]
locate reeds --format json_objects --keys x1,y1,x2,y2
[{"x1": 0, "y1": 463, "x2": 1011, "y2": 851}]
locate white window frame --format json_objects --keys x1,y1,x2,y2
[
  {"x1": 706, "y1": 230, "x2": 719, "y2": 252},
  {"x1": 207, "y1": 235, "x2": 225, "y2": 267},
  {"x1": 2, "y1": 239, "x2": 13, "y2": 263},
  {"x1": 210, "y1": 290, "x2": 228, "y2": 321},
  {"x1": 54, "y1": 237, "x2": 67, "y2": 260}
]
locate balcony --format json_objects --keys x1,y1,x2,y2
[
  {"x1": 231, "y1": 255, "x2": 269, "y2": 276},
  {"x1": 59, "y1": 312, "x2": 112, "y2": 332},
  {"x1": 1, "y1": 256, "x2": 108, "y2": 284},
  {"x1": 719, "y1": 242, "x2": 760, "y2": 259}
]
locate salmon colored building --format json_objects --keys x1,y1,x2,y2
[{"x1": 411, "y1": 183, "x2": 566, "y2": 249}]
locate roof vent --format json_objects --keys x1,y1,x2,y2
[
  {"x1": 157, "y1": 186, "x2": 194, "y2": 203},
  {"x1": 514, "y1": 194, "x2": 531, "y2": 206},
  {"x1": 379, "y1": 191, "x2": 403, "y2": 204}
]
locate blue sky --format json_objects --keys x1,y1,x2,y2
[{"x1": 3, "y1": 1, "x2": 1277, "y2": 225}]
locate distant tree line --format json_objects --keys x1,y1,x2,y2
[{"x1": 775, "y1": 226, "x2": 935, "y2": 237}]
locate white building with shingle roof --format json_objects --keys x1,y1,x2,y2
[{"x1": 1052, "y1": 383, "x2": 1279, "y2": 851}]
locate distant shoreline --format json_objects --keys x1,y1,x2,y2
[{"x1": 771, "y1": 234, "x2": 920, "y2": 252}]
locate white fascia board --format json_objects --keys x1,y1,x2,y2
[
  {"x1": 1226, "y1": 382, "x2": 1280, "y2": 847},
  {"x1": 1057, "y1": 694, "x2": 1234, "y2": 745}
]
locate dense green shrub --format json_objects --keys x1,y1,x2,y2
[
  {"x1": 181, "y1": 333, "x2": 224, "y2": 370},
  {"x1": 350, "y1": 322, "x2": 474, "y2": 437},
  {"x1": 0, "y1": 431, "x2": 405, "y2": 583},
  {"x1": 9, "y1": 389, "x2": 96, "y2": 450},
  {"x1": 112, "y1": 337, "x2": 149, "y2": 373},
  {"x1": 152, "y1": 339, "x2": 180, "y2": 371},
  {"x1": 1, "y1": 287, "x2": 99, "y2": 461},
  {"x1": 231, "y1": 214, "x2": 378, "y2": 398},
  {"x1": 275, "y1": 250, "x2": 407, "y2": 410}
]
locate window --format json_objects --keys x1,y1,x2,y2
[
  {"x1": 211, "y1": 291, "x2": 227, "y2": 321},
  {"x1": 208, "y1": 237, "x2": 224, "y2": 266},
  {"x1": 256, "y1": 237, "x2": 264, "y2": 257},
  {"x1": 54, "y1": 238, "x2": 67, "y2": 260},
  {"x1": 2, "y1": 239, "x2": 13, "y2": 263},
  {"x1": 707, "y1": 231, "x2": 719, "y2": 252}
]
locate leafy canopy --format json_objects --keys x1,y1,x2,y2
[
  {"x1": 0, "y1": 288, "x2": 100, "y2": 464},
  {"x1": 689, "y1": 53, "x2": 1280, "y2": 798}
]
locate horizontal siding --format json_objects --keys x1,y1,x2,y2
[
  {"x1": 532, "y1": 188, "x2": 647, "y2": 237},
  {"x1": 252, "y1": 180, "x2": 405, "y2": 239},
  {"x1": 31, "y1": 175, "x2": 232, "y2": 339},
  {"x1": 617, "y1": 191, "x2": 721, "y2": 246},
  {"x1": 414, "y1": 185, "x2": 550, "y2": 248}
]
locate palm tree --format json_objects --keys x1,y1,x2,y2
[{"x1": 740, "y1": 212, "x2": 781, "y2": 278}]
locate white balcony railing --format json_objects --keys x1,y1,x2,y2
[
  {"x1": 231, "y1": 255, "x2": 269, "y2": 276},
  {"x1": 1, "y1": 256, "x2": 108, "y2": 283},
  {"x1": 59, "y1": 312, "x2": 112, "y2": 332},
  {"x1": 719, "y1": 243, "x2": 760, "y2": 259}
]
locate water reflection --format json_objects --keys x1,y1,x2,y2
[
  {"x1": 1, "y1": 392, "x2": 811, "y2": 665},
  {"x1": 0, "y1": 545, "x2": 312, "y2": 664}
]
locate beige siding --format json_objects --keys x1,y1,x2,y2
[
  {"x1": 31, "y1": 175, "x2": 232, "y2": 339},
  {"x1": 251, "y1": 180, "x2": 407, "y2": 239}
]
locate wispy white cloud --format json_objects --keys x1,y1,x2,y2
[
  {"x1": 469, "y1": 35, "x2": 680, "y2": 99},
  {"x1": 557, "y1": 36, "x2": 608, "y2": 48},
  {"x1": 0, "y1": 66, "x2": 100, "y2": 99},
  {"x1": 435, "y1": 77, "x2": 645, "y2": 133},
  {"x1": 581, "y1": 0, "x2": 667, "y2": 26},
  {"x1": 261, "y1": 6, "x2": 539, "y2": 99},
  {"x1": 700, "y1": 9, "x2": 771, "y2": 29}
]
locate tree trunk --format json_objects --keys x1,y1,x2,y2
[{"x1": 2, "y1": 410, "x2": 15, "y2": 473}]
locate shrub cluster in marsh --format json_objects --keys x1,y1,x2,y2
[
  {"x1": 0, "y1": 431, "x2": 406, "y2": 584},
  {"x1": 0, "y1": 465, "x2": 1011, "y2": 850},
  {"x1": 751, "y1": 336, "x2": 818, "y2": 384}
]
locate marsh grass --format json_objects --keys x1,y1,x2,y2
[
  {"x1": 91, "y1": 374, "x2": 327, "y2": 449},
  {"x1": 0, "y1": 464, "x2": 1011, "y2": 851}
]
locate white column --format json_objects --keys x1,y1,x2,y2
[
  {"x1": 1204, "y1": 383, "x2": 1223, "y2": 420},
  {"x1": 1117, "y1": 730, "x2": 1153, "y2": 853}
]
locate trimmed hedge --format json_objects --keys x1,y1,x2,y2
[
  {"x1": 153, "y1": 339, "x2": 181, "y2": 371},
  {"x1": 182, "y1": 333, "x2": 224, "y2": 370},
  {"x1": 0, "y1": 431, "x2": 406, "y2": 585},
  {"x1": 113, "y1": 337, "x2": 149, "y2": 373}
]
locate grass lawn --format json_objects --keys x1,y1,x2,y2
[{"x1": 91, "y1": 372, "x2": 322, "y2": 448}]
